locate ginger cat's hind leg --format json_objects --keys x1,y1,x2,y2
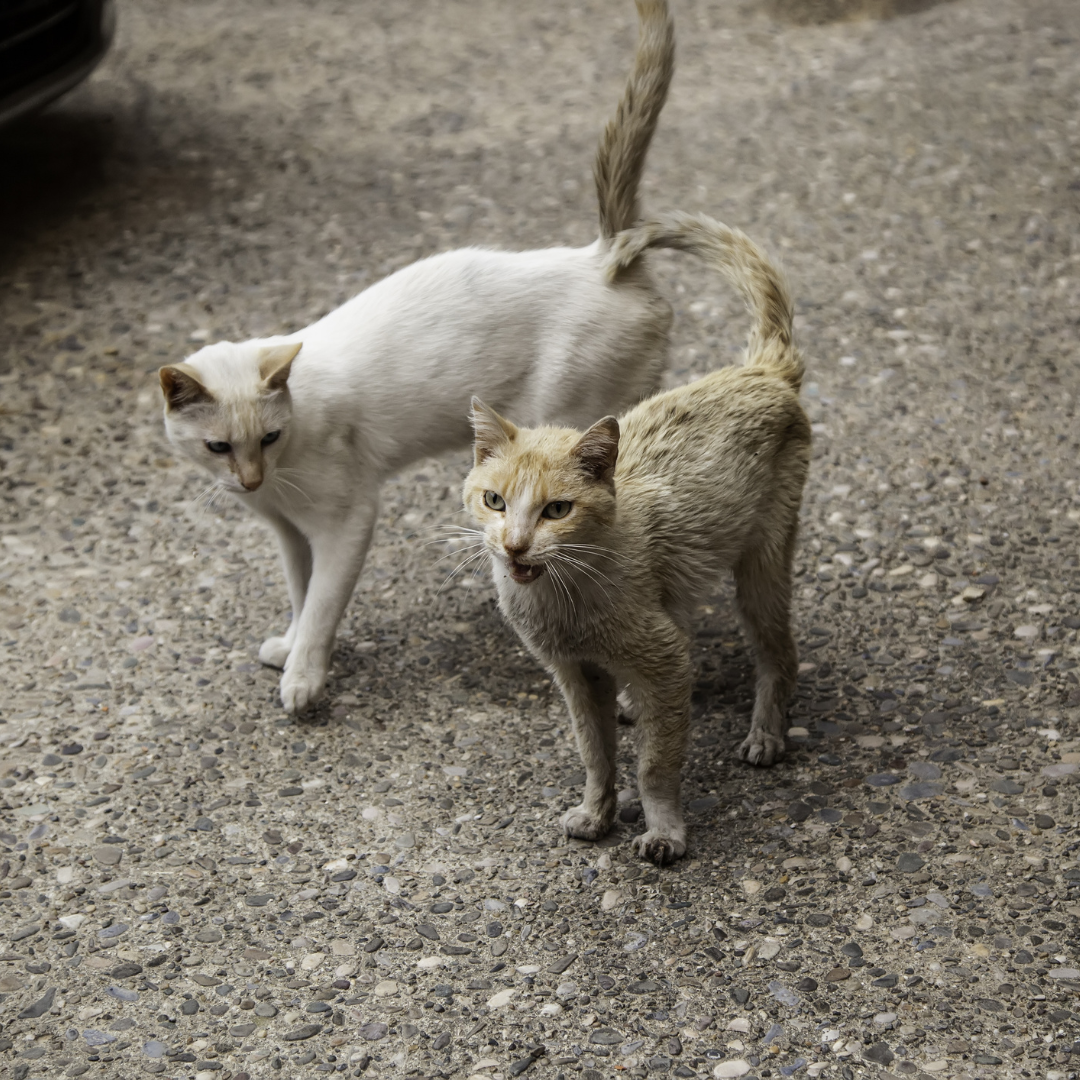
[{"x1": 733, "y1": 534, "x2": 799, "y2": 768}]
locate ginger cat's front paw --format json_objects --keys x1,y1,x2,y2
[
  {"x1": 561, "y1": 805, "x2": 613, "y2": 842},
  {"x1": 737, "y1": 728, "x2": 785, "y2": 767},
  {"x1": 259, "y1": 636, "x2": 292, "y2": 669},
  {"x1": 280, "y1": 665, "x2": 326, "y2": 714},
  {"x1": 632, "y1": 827, "x2": 686, "y2": 865}
]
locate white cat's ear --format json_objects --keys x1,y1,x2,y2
[
  {"x1": 159, "y1": 364, "x2": 213, "y2": 410},
  {"x1": 470, "y1": 397, "x2": 517, "y2": 465},
  {"x1": 258, "y1": 342, "x2": 302, "y2": 391},
  {"x1": 571, "y1": 416, "x2": 620, "y2": 483}
]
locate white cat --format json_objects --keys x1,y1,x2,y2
[{"x1": 159, "y1": 0, "x2": 676, "y2": 714}]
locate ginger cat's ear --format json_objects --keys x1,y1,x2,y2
[
  {"x1": 159, "y1": 364, "x2": 213, "y2": 410},
  {"x1": 259, "y1": 342, "x2": 302, "y2": 391},
  {"x1": 571, "y1": 416, "x2": 620, "y2": 483},
  {"x1": 470, "y1": 397, "x2": 517, "y2": 465}
]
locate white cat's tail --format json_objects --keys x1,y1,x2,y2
[
  {"x1": 604, "y1": 211, "x2": 804, "y2": 391},
  {"x1": 594, "y1": 0, "x2": 675, "y2": 240}
]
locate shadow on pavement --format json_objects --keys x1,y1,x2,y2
[{"x1": 766, "y1": 0, "x2": 956, "y2": 23}]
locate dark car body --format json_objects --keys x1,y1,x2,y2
[{"x1": 0, "y1": 0, "x2": 115, "y2": 126}]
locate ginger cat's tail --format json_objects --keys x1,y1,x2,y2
[
  {"x1": 594, "y1": 1, "x2": 676, "y2": 240},
  {"x1": 604, "y1": 212, "x2": 804, "y2": 391}
]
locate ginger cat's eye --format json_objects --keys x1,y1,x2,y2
[
  {"x1": 261, "y1": 430, "x2": 281, "y2": 446},
  {"x1": 206, "y1": 440, "x2": 231, "y2": 454},
  {"x1": 484, "y1": 491, "x2": 506, "y2": 511},
  {"x1": 542, "y1": 501, "x2": 572, "y2": 520}
]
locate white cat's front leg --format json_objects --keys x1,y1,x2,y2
[
  {"x1": 280, "y1": 493, "x2": 378, "y2": 714},
  {"x1": 259, "y1": 515, "x2": 312, "y2": 670}
]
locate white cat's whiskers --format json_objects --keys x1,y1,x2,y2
[
  {"x1": 272, "y1": 476, "x2": 314, "y2": 506},
  {"x1": 192, "y1": 480, "x2": 229, "y2": 517}
]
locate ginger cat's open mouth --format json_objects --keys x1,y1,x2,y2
[{"x1": 508, "y1": 560, "x2": 545, "y2": 584}]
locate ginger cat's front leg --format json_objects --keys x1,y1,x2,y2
[
  {"x1": 553, "y1": 661, "x2": 618, "y2": 842},
  {"x1": 627, "y1": 632, "x2": 692, "y2": 864}
]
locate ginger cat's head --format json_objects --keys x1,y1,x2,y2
[
  {"x1": 463, "y1": 398, "x2": 619, "y2": 585},
  {"x1": 159, "y1": 341, "x2": 300, "y2": 495}
]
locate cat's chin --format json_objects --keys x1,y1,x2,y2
[{"x1": 508, "y1": 560, "x2": 545, "y2": 584}]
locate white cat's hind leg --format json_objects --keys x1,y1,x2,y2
[
  {"x1": 258, "y1": 627, "x2": 295, "y2": 670},
  {"x1": 616, "y1": 686, "x2": 641, "y2": 725}
]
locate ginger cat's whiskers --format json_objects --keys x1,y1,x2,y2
[
  {"x1": 549, "y1": 551, "x2": 616, "y2": 594},
  {"x1": 436, "y1": 547, "x2": 490, "y2": 596}
]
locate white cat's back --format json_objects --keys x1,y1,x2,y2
[{"x1": 290, "y1": 244, "x2": 671, "y2": 470}]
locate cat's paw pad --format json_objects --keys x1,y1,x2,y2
[
  {"x1": 280, "y1": 667, "x2": 326, "y2": 714},
  {"x1": 616, "y1": 688, "x2": 641, "y2": 725},
  {"x1": 561, "y1": 805, "x2": 612, "y2": 842},
  {"x1": 737, "y1": 729, "x2": 786, "y2": 767},
  {"x1": 632, "y1": 828, "x2": 687, "y2": 865},
  {"x1": 259, "y1": 636, "x2": 292, "y2": 669}
]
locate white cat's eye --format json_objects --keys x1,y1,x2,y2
[
  {"x1": 542, "y1": 500, "x2": 572, "y2": 520},
  {"x1": 261, "y1": 430, "x2": 281, "y2": 446},
  {"x1": 206, "y1": 440, "x2": 231, "y2": 454},
  {"x1": 483, "y1": 491, "x2": 506, "y2": 511}
]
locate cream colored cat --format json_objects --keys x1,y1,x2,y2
[
  {"x1": 464, "y1": 213, "x2": 811, "y2": 862},
  {"x1": 158, "y1": 0, "x2": 675, "y2": 714}
]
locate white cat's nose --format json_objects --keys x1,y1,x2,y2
[{"x1": 236, "y1": 462, "x2": 263, "y2": 491}]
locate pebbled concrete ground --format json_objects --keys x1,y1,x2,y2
[{"x1": 1, "y1": 1, "x2": 1079, "y2": 1079}]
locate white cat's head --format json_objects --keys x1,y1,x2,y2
[
  {"x1": 159, "y1": 341, "x2": 301, "y2": 495},
  {"x1": 463, "y1": 398, "x2": 619, "y2": 585}
]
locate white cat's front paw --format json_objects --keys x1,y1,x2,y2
[
  {"x1": 561, "y1": 804, "x2": 614, "y2": 842},
  {"x1": 737, "y1": 728, "x2": 785, "y2": 767},
  {"x1": 259, "y1": 636, "x2": 292, "y2": 669},
  {"x1": 632, "y1": 827, "x2": 687, "y2": 865},
  {"x1": 280, "y1": 665, "x2": 326, "y2": 714}
]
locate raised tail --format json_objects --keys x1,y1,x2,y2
[
  {"x1": 604, "y1": 212, "x2": 804, "y2": 390},
  {"x1": 593, "y1": 0, "x2": 675, "y2": 240}
]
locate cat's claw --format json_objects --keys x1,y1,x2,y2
[
  {"x1": 259, "y1": 636, "x2": 292, "y2": 669},
  {"x1": 736, "y1": 729, "x2": 785, "y2": 767},
  {"x1": 561, "y1": 805, "x2": 613, "y2": 842},
  {"x1": 632, "y1": 828, "x2": 687, "y2": 865},
  {"x1": 280, "y1": 667, "x2": 326, "y2": 714}
]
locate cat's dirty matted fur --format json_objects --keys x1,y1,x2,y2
[
  {"x1": 465, "y1": 213, "x2": 811, "y2": 863},
  {"x1": 158, "y1": 2, "x2": 675, "y2": 715}
]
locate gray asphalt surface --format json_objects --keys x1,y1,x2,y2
[{"x1": 1, "y1": 1, "x2": 1079, "y2": 1079}]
